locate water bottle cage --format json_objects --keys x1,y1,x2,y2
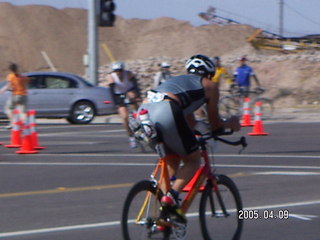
[{"x1": 140, "y1": 123, "x2": 157, "y2": 143}]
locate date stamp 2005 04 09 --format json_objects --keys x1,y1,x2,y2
[{"x1": 238, "y1": 209, "x2": 289, "y2": 220}]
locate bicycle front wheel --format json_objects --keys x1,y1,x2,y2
[
  {"x1": 219, "y1": 96, "x2": 241, "y2": 118},
  {"x1": 199, "y1": 175, "x2": 243, "y2": 240},
  {"x1": 121, "y1": 180, "x2": 169, "y2": 240}
]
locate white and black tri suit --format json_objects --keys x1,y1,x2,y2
[
  {"x1": 140, "y1": 74, "x2": 205, "y2": 156},
  {"x1": 110, "y1": 71, "x2": 136, "y2": 106}
]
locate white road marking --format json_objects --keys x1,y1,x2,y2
[
  {"x1": 0, "y1": 199, "x2": 318, "y2": 238},
  {"x1": 1, "y1": 152, "x2": 320, "y2": 159},
  {"x1": 0, "y1": 161, "x2": 320, "y2": 171},
  {"x1": 253, "y1": 171, "x2": 320, "y2": 176},
  {"x1": 289, "y1": 214, "x2": 318, "y2": 221}
]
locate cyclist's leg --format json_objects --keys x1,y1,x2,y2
[
  {"x1": 163, "y1": 150, "x2": 201, "y2": 193},
  {"x1": 118, "y1": 106, "x2": 131, "y2": 135},
  {"x1": 164, "y1": 154, "x2": 180, "y2": 179},
  {"x1": 126, "y1": 90, "x2": 139, "y2": 111},
  {"x1": 117, "y1": 103, "x2": 137, "y2": 148},
  {"x1": 173, "y1": 150, "x2": 201, "y2": 193}
]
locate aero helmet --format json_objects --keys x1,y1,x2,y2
[
  {"x1": 112, "y1": 61, "x2": 125, "y2": 71},
  {"x1": 185, "y1": 54, "x2": 215, "y2": 77}
]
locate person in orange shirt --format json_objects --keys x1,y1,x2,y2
[{"x1": 0, "y1": 63, "x2": 29, "y2": 129}]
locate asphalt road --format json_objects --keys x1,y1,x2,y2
[{"x1": 0, "y1": 120, "x2": 319, "y2": 240}]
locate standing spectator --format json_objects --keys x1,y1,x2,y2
[
  {"x1": 233, "y1": 56, "x2": 261, "y2": 96},
  {"x1": 0, "y1": 63, "x2": 29, "y2": 129},
  {"x1": 153, "y1": 62, "x2": 172, "y2": 88},
  {"x1": 106, "y1": 61, "x2": 141, "y2": 148},
  {"x1": 212, "y1": 56, "x2": 232, "y2": 86}
]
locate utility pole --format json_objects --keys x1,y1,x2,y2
[
  {"x1": 88, "y1": 0, "x2": 98, "y2": 85},
  {"x1": 279, "y1": 0, "x2": 284, "y2": 37}
]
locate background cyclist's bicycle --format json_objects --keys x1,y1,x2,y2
[{"x1": 219, "y1": 85, "x2": 274, "y2": 120}]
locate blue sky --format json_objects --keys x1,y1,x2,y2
[{"x1": 2, "y1": 0, "x2": 320, "y2": 37}]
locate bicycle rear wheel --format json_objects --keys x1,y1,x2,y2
[
  {"x1": 219, "y1": 96, "x2": 241, "y2": 118},
  {"x1": 199, "y1": 175, "x2": 243, "y2": 240},
  {"x1": 122, "y1": 180, "x2": 170, "y2": 240},
  {"x1": 251, "y1": 97, "x2": 274, "y2": 120}
]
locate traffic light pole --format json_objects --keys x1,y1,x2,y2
[{"x1": 88, "y1": 0, "x2": 98, "y2": 85}]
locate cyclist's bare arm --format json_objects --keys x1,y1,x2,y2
[
  {"x1": 186, "y1": 113, "x2": 197, "y2": 130},
  {"x1": 252, "y1": 74, "x2": 261, "y2": 87},
  {"x1": 202, "y1": 77, "x2": 240, "y2": 132}
]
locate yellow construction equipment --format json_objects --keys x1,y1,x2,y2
[
  {"x1": 199, "y1": 6, "x2": 320, "y2": 53},
  {"x1": 247, "y1": 29, "x2": 320, "y2": 52}
]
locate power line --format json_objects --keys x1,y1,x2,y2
[
  {"x1": 284, "y1": 2, "x2": 320, "y2": 28},
  {"x1": 209, "y1": 3, "x2": 319, "y2": 37}
]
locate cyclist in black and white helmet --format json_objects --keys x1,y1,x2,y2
[
  {"x1": 185, "y1": 54, "x2": 216, "y2": 76},
  {"x1": 106, "y1": 61, "x2": 141, "y2": 148},
  {"x1": 138, "y1": 54, "x2": 240, "y2": 221}
]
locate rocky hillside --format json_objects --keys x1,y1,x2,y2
[{"x1": 0, "y1": 3, "x2": 320, "y2": 108}]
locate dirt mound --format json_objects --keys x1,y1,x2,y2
[
  {"x1": 0, "y1": 3, "x2": 87, "y2": 75},
  {"x1": 0, "y1": 3, "x2": 319, "y2": 109},
  {"x1": 0, "y1": 3, "x2": 256, "y2": 76}
]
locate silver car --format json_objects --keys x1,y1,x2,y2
[{"x1": 0, "y1": 72, "x2": 116, "y2": 124}]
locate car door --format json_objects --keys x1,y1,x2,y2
[
  {"x1": 28, "y1": 75, "x2": 77, "y2": 117},
  {"x1": 0, "y1": 81, "x2": 10, "y2": 118}
]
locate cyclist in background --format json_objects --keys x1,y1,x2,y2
[
  {"x1": 233, "y1": 56, "x2": 261, "y2": 97},
  {"x1": 106, "y1": 61, "x2": 141, "y2": 148},
  {"x1": 139, "y1": 54, "x2": 240, "y2": 220},
  {"x1": 153, "y1": 62, "x2": 172, "y2": 88}
]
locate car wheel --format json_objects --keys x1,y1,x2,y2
[{"x1": 67, "y1": 101, "x2": 95, "y2": 124}]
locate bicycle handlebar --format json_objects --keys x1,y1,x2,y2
[
  {"x1": 229, "y1": 85, "x2": 266, "y2": 95},
  {"x1": 197, "y1": 130, "x2": 248, "y2": 149}
]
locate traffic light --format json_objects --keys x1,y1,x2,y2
[{"x1": 98, "y1": 0, "x2": 116, "y2": 27}]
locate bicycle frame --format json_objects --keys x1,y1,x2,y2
[
  {"x1": 123, "y1": 132, "x2": 245, "y2": 240},
  {"x1": 147, "y1": 139, "x2": 217, "y2": 216}
]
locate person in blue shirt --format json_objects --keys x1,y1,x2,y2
[{"x1": 233, "y1": 56, "x2": 261, "y2": 97}]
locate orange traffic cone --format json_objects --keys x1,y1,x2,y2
[
  {"x1": 248, "y1": 102, "x2": 269, "y2": 136},
  {"x1": 29, "y1": 110, "x2": 45, "y2": 150},
  {"x1": 5, "y1": 109, "x2": 22, "y2": 148},
  {"x1": 16, "y1": 112, "x2": 38, "y2": 154},
  {"x1": 241, "y1": 97, "x2": 253, "y2": 127}
]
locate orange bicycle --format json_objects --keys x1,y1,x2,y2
[{"x1": 121, "y1": 129, "x2": 247, "y2": 240}]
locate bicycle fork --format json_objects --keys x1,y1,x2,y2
[{"x1": 207, "y1": 178, "x2": 230, "y2": 218}]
